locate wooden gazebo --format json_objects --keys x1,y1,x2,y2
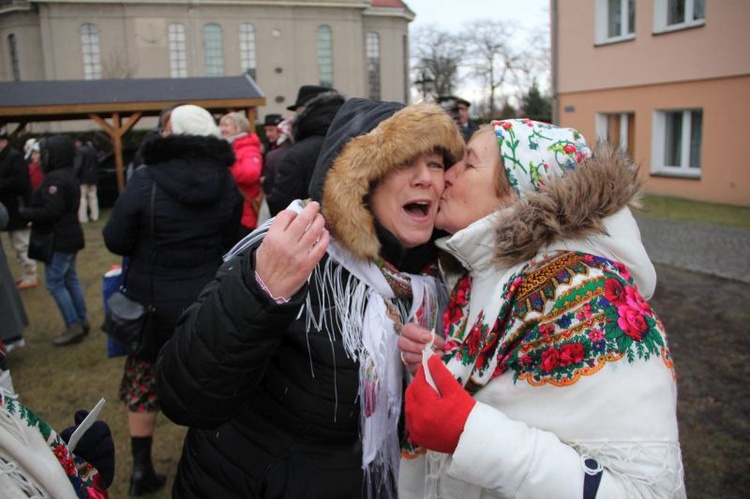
[{"x1": 0, "y1": 74, "x2": 266, "y2": 191}]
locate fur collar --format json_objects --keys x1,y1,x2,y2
[
  {"x1": 141, "y1": 134, "x2": 235, "y2": 167},
  {"x1": 494, "y1": 145, "x2": 644, "y2": 266}
]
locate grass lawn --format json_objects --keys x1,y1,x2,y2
[
  {"x1": 640, "y1": 194, "x2": 750, "y2": 228},
  {"x1": 5, "y1": 212, "x2": 184, "y2": 498},
  {"x1": 3, "y1": 194, "x2": 747, "y2": 497}
]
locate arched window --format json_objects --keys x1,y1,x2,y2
[
  {"x1": 80, "y1": 23, "x2": 102, "y2": 80},
  {"x1": 168, "y1": 23, "x2": 187, "y2": 78},
  {"x1": 7, "y1": 34, "x2": 20, "y2": 81},
  {"x1": 203, "y1": 23, "x2": 224, "y2": 76},
  {"x1": 239, "y1": 23, "x2": 257, "y2": 80},
  {"x1": 317, "y1": 25, "x2": 333, "y2": 88},
  {"x1": 365, "y1": 32, "x2": 380, "y2": 99}
]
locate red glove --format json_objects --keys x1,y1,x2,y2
[{"x1": 405, "y1": 355, "x2": 476, "y2": 454}]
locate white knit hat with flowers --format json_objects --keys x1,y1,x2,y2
[{"x1": 491, "y1": 119, "x2": 592, "y2": 199}]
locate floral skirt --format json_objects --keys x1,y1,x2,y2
[{"x1": 118, "y1": 354, "x2": 160, "y2": 413}]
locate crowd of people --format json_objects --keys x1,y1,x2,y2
[{"x1": 0, "y1": 84, "x2": 687, "y2": 497}]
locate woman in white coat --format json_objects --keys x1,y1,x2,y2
[{"x1": 398, "y1": 121, "x2": 686, "y2": 498}]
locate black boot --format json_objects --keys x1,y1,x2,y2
[{"x1": 129, "y1": 436, "x2": 166, "y2": 496}]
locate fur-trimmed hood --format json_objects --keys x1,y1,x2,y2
[
  {"x1": 310, "y1": 99, "x2": 465, "y2": 263},
  {"x1": 493, "y1": 145, "x2": 644, "y2": 267},
  {"x1": 141, "y1": 134, "x2": 236, "y2": 206}
]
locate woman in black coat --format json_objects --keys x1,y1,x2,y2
[
  {"x1": 156, "y1": 99, "x2": 465, "y2": 498},
  {"x1": 19, "y1": 135, "x2": 87, "y2": 346},
  {"x1": 102, "y1": 104, "x2": 242, "y2": 496}
]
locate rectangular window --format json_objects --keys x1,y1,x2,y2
[
  {"x1": 596, "y1": 112, "x2": 635, "y2": 159},
  {"x1": 80, "y1": 23, "x2": 102, "y2": 80},
  {"x1": 203, "y1": 24, "x2": 224, "y2": 76},
  {"x1": 240, "y1": 24, "x2": 257, "y2": 80},
  {"x1": 596, "y1": 0, "x2": 635, "y2": 44},
  {"x1": 8, "y1": 34, "x2": 20, "y2": 81},
  {"x1": 654, "y1": 0, "x2": 705, "y2": 33},
  {"x1": 366, "y1": 32, "x2": 381, "y2": 100},
  {"x1": 317, "y1": 25, "x2": 333, "y2": 88},
  {"x1": 169, "y1": 24, "x2": 187, "y2": 78},
  {"x1": 651, "y1": 109, "x2": 702, "y2": 177}
]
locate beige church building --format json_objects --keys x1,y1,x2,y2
[{"x1": 0, "y1": 0, "x2": 414, "y2": 125}]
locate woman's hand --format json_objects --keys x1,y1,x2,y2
[
  {"x1": 255, "y1": 201, "x2": 329, "y2": 301},
  {"x1": 405, "y1": 355, "x2": 476, "y2": 454},
  {"x1": 398, "y1": 322, "x2": 445, "y2": 375}
]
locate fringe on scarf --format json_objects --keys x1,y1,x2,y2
[{"x1": 223, "y1": 201, "x2": 444, "y2": 499}]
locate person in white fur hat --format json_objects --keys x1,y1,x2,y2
[{"x1": 398, "y1": 120, "x2": 686, "y2": 498}]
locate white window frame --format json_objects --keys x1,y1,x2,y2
[
  {"x1": 595, "y1": 112, "x2": 633, "y2": 154},
  {"x1": 80, "y1": 23, "x2": 102, "y2": 80},
  {"x1": 317, "y1": 25, "x2": 333, "y2": 88},
  {"x1": 203, "y1": 23, "x2": 224, "y2": 76},
  {"x1": 595, "y1": 0, "x2": 636, "y2": 45},
  {"x1": 653, "y1": 0, "x2": 705, "y2": 34},
  {"x1": 651, "y1": 108, "x2": 702, "y2": 178},
  {"x1": 168, "y1": 23, "x2": 187, "y2": 78},
  {"x1": 240, "y1": 23, "x2": 257, "y2": 80}
]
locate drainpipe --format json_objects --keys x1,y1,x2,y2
[{"x1": 550, "y1": 0, "x2": 559, "y2": 125}]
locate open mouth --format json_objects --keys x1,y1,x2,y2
[{"x1": 403, "y1": 201, "x2": 431, "y2": 217}]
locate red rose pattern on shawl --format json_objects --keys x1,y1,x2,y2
[{"x1": 441, "y1": 251, "x2": 675, "y2": 392}]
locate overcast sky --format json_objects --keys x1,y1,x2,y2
[
  {"x1": 405, "y1": 0, "x2": 550, "y2": 33},
  {"x1": 403, "y1": 0, "x2": 551, "y2": 105}
]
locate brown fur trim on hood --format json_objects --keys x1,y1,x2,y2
[
  {"x1": 494, "y1": 144, "x2": 644, "y2": 266},
  {"x1": 322, "y1": 102, "x2": 465, "y2": 261}
]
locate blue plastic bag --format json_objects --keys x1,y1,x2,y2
[{"x1": 102, "y1": 264, "x2": 128, "y2": 358}]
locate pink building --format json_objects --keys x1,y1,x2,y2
[{"x1": 551, "y1": 0, "x2": 749, "y2": 206}]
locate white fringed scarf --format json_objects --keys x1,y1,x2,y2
[{"x1": 225, "y1": 200, "x2": 445, "y2": 498}]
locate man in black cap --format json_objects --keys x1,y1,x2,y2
[
  {"x1": 266, "y1": 85, "x2": 345, "y2": 216},
  {"x1": 286, "y1": 85, "x2": 331, "y2": 114},
  {"x1": 262, "y1": 114, "x2": 283, "y2": 155},
  {"x1": 438, "y1": 95, "x2": 478, "y2": 142}
]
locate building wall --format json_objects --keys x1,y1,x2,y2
[
  {"x1": 558, "y1": 75, "x2": 750, "y2": 206},
  {"x1": 555, "y1": 0, "x2": 750, "y2": 206},
  {"x1": 0, "y1": 9, "x2": 45, "y2": 81},
  {"x1": 0, "y1": 0, "x2": 412, "y2": 121}
]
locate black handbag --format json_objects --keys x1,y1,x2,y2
[
  {"x1": 103, "y1": 291, "x2": 156, "y2": 359},
  {"x1": 102, "y1": 180, "x2": 158, "y2": 359},
  {"x1": 28, "y1": 227, "x2": 55, "y2": 263}
]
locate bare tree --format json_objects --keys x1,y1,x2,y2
[
  {"x1": 410, "y1": 25, "x2": 465, "y2": 101},
  {"x1": 462, "y1": 20, "x2": 527, "y2": 120}
]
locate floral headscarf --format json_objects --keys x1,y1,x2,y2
[{"x1": 491, "y1": 119, "x2": 592, "y2": 199}]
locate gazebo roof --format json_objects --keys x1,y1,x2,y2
[
  {"x1": 0, "y1": 73, "x2": 266, "y2": 191},
  {"x1": 0, "y1": 73, "x2": 265, "y2": 122}
]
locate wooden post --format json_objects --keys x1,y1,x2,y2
[{"x1": 90, "y1": 111, "x2": 142, "y2": 192}]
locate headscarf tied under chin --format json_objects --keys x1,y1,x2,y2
[{"x1": 491, "y1": 119, "x2": 592, "y2": 200}]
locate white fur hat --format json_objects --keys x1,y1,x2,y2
[{"x1": 170, "y1": 105, "x2": 220, "y2": 138}]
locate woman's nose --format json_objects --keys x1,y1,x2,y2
[{"x1": 412, "y1": 162, "x2": 436, "y2": 186}]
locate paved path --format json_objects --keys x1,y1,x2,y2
[{"x1": 636, "y1": 216, "x2": 750, "y2": 284}]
